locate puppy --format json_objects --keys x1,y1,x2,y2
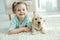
[{"x1": 32, "y1": 12, "x2": 45, "y2": 34}]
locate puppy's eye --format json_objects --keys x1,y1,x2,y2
[
  {"x1": 35, "y1": 18, "x2": 37, "y2": 20},
  {"x1": 40, "y1": 18, "x2": 42, "y2": 19}
]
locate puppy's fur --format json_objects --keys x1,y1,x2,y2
[{"x1": 32, "y1": 12, "x2": 45, "y2": 34}]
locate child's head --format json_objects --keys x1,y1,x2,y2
[{"x1": 12, "y1": 1, "x2": 28, "y2": 18}]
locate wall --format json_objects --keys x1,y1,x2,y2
[
  {"x1": 57, "y1": 0, "x2": 60, "y2": 11},
  {"x1": 0, "y1": 0, "x2": 6, "y2": 14}
]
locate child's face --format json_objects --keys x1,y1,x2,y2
[{"x1": 14, "y1": 4, "x2": 27, "y2": 18}]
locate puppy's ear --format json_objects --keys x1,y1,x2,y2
[
  {"x1": 44, "y1": 20, "x2": 45, "y2": 22},
  {"x1": 33, "y1": 11, "x2": 35, "y2": 16},
  {"x1": 33, "y1": 11, "x2": 37, "y2": 16}
]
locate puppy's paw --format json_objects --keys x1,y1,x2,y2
[
  {"x1": 40, "y1": 30, "x2": 46, "y2": 34},
  {"x1": 41, "y1": 31, "x2": 45, "y2": 34}
]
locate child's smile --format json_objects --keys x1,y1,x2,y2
[{"x1": 19, "y1": 13, "x2": 25, "y2": 16}]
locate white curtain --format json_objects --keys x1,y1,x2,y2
[{"x1": 46, "y1": 0, "x2": 57, "y2": 11}]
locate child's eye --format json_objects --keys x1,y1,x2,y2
[
  {"x1": 17, "y1": 10, "x2": 21, "y2": 11},
  {"x1": 23, "y1": 9, "x2": 25, "y2": 11},
  {"x1": 35, "y1": 18, "x2": 37, "y2": 20}
]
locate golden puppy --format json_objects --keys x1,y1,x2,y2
[{"x1": 32, "y1": 12, "x2": 45, "y2": 34}]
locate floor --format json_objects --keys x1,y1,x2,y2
[{"x1": 0, "y1": 12, "x2": 60, "y2": 40}]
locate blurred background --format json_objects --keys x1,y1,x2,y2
[{"x1": 0, "y1": 0, "x2": 60, "y2": 21}]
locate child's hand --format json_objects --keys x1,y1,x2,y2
[
  {"x1": 19, "y1": 27, "x2": 31, "y2": 32},
  {"x1": 23, "y1": 27, "x2": 31, "y2": 32}
]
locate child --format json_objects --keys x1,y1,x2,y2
[{"x1": 8, "y1": 1, "x2": 32, "y2": 34}]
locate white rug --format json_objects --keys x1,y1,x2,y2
[{"x1": 0, "y1": 29, "x2": 60, "y2": 40}]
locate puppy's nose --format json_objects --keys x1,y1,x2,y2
[{"x1": 38, "y1": 22, "x2": 40, "y2": 24}]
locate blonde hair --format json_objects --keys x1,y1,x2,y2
[{"x1": 12, "y1": 1, "x2": 28, "y2": 13}]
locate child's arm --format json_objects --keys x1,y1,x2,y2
[
  {"x1": 8, "y1": 28, "x2": 23, "y2": 34},
  {"x1": 8, "y1": 27, "x2": 31, "y2": 34}
]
